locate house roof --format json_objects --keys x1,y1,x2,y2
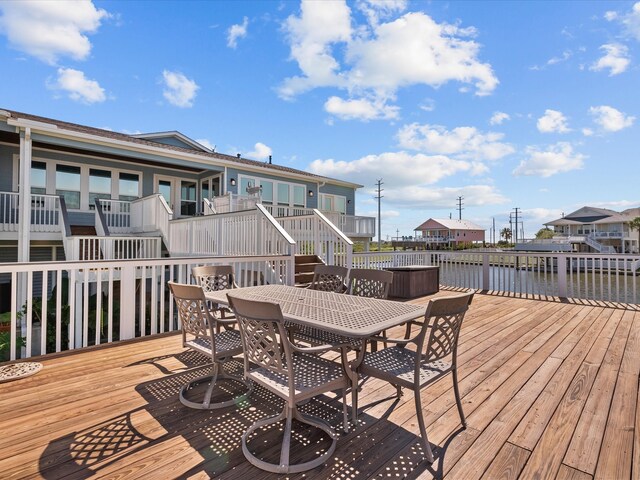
[
  {"x1": 132, "y1": 131, "x2": 213, "y2": 152},
  {"x1": 0, "y1": 108, "x2": 362, "y2": 189},
  {"x1": 414, "y1": 218, "x2": 485, "y2": 231},
  {"x1": 545, "y1": 205, "x2": 640, "y2": 226}
]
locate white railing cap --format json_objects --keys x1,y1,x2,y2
[
  {"x1": 256, "y1": 204, "x2": 296, "y2": 245},
  {"x1": 313, "y1": 209, "x2": 354, "y2": 245}
]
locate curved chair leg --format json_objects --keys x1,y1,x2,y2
[
  {"x1": 242, "y1": 403, "x2": 338, "y2": 474},
  {"x1": 452, "y1": 368, "x2": 466, "y2": 427},
  {"x1": 414, "y1": 389, "x2": 435, "y2": 463},
  {"x1": 180, "y1": 363, "x2": 253, "y2": 410}
]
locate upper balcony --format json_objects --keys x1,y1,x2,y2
[{"x1": 0, "y1": 191, "x2": 61, "y2": 236}]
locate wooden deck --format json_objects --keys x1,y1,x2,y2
[{"x1": 1, "y1": 292, "x2": 639, "y2": 479}]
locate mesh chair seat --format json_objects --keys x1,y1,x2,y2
[
  {"x1": 249, "y1": 352, "x2": 349, "y2": 401},
  {"x1": 360, "y1": 347, "x2": 451, "y2": 388},
  {"x1": 185, "y1": 330, "x2": 243, "y2": 359}
]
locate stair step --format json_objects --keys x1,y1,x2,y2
[
  {"x1": 70, "y1": 225, "x2": 97, "y2": 236},
  {"x1": 295, "y1": 263, "x2": 322, "y2": 274},
  {"x1": 295, "y1": 254, "x2": 322, "y2": 265}
]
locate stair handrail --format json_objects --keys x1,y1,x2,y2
[
  {"x1": 313, "y1": 209, "x2": 353, "y2": 267},
  {"x1": 58, "y1": 196, "x2": 76, "y2": 260},
  {"x1": 94, "y1": 198, "x2": 110, "y2": 236},
  {"x1": 202, "y1": 197, "x2": 216, "y2": 215}
]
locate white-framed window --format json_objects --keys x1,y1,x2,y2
[
  {"x1": 13, "y1": 155, "x2": 142, "y2": 210},
  {"x1": 319, "y1": 193, "x2": 347, "y2": 214},
  {"x1": 238, "y1": 174, "x2": 306, "y2": 208}
]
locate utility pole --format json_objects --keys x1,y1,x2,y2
[
  {"x1": 456, "y1": 196, "x2": 464, "y2": 220},
  {"x1": 509, "y1": 213, "x2": 513, "y2": 242},
  {"x1": 512, "y1": 207, "x2": 520, "y2": 244},
  {"x1": 492, "y1": 217, "x2": 495, "y2": 245},
  {"x1": 374, "y1": 179, "x2": 383, "y2": 252},
  {"x1": 396, "y1": 228, "x2": 400, "y2": 240}
]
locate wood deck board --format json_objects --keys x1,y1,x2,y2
[{"x1": 0, "y1": 293, "x2": 638, "y2": 479}]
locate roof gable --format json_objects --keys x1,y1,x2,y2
[{"x1": 132, "y1": 131, "x2": 212, "y2": 152}]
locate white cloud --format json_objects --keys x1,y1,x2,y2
[
  {"x1": 161, "y1": 70, "x2": 199, "y2": 108},
  {"x1": 356, "y1": 0, "x2": 407, "y2": 26},
  {"x1": 489, "y1": 111, "x2": 510, "y2": 125},
  {"x1": 513, "y1": 142, "x2": 585, "y2": 177},
  {"x1": 308, "y1": 151, "x2": 471, "y2": 189},
  {"x1": 419, "y1": 98, "x2": 435, "y2": 111},
  {"x1": 227, "y1": 16, "x2": 248, "y2": 49},
  {"x1": 530, "y1": 50, "x2": 573, "y2": 70},
  {"x1": 536, "y1": 109, "x2": 570, "y2": 133},
  {"x1": 345, "y1": 12, "x2": 498, "y2": 96},
  {"x1": 589, "y1": 105, "x2": 635, "y2": 132},
  {"x1": 279, "y1": 2, "x2": 498, "y2": 119},
  {"x1": 247, "y1": 142, "x2": 272, "y2": 160},
  {"x1": 590, "y1": 43, "x2": 630, "y2": 76},
  {"x1": 582, "y1": 128, "x2": 594, "y2": 136},
  {"x1": 396, "y1": 123, "x2": 514, "y2": 161},
  {"x1": 48, "y1": 68, "x2": 106, "y2": 104},
  {"x1": 195, "y1": 139, "x2": 215, "y2": 151},
  {"x1": 608, "y1": 2, "x2": 640, "y2": 41},
  {"x1": 0, "y1": 0, "x2": 109, "y2": 64},
  {"x1": 324, "y1": 96, "x2": 399, "y2": 121}
]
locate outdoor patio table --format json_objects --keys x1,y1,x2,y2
[
  {"x1": 205, "y1": 284, "x2": 427, "y2": 423},
  {"x1": 204, "y1": 284, "x2": 426, "y2": 340}
]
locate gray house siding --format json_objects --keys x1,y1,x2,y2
[
  {"x1": 0, "y1": 144, "x2": 17, "y2": 191},
  {"x1": 225, "y1": 167, "x2": 321, "y2": 209},
  {"x1": 319, "y1": 184, "x2": 356, "y2": 215}
]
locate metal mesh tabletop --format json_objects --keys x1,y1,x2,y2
[{"x1": 205, "y1": 285, "x2": 426, "y2": 338}]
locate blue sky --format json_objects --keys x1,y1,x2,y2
[{"x1": 1, "y1": 0, "x2": 639, "y2": 239}]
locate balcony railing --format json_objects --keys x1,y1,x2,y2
[
  {"x1": 0, "y1": 191, "x2": 60, "y2": 233},
  {"x1": 322, "y1": 212, "x2": 375, "y2": 238}
]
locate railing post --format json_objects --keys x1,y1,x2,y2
[
  {"x1": 482, "y1": 253, "x2": 490, "y2": 291},
  {"x1": 557, "y1": 254, "x2": 567, "y2": 298},
  {"x1": 120, "y1": 263, "x2": 136, "y2": 340},
  {"x1": 256, "y1": 211, "x2": 264, "y2": 255}
]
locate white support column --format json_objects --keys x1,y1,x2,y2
[
  {"x1": 17, "y1": 127, "x2": 32, "y2": 263},
  {"x1": 17, "y1": 128, "x2": 32, "y2": 354}
]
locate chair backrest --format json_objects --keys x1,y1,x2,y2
[
  {"x1": 168, "y1": 281, "x2": 216, "y2": 347},
  {"x1": 348, "y1": 269, "x2": 393, "y2": 299},
  {"x1": 310, "y1": 265, "x2": 349, "y2": 293},
  {"x1": 227, "y1": 294, "x2": 292, "y2": 382},
  {"x1": 419, "y1": 291, "x2": 474, "y2": 364},
  {"x1": 192, "y1": 265, "x2": 236, "y2": 292}
]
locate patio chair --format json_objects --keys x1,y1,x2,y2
[
  {"x1": 357, "y1": 290, "x2": 474, "y2": 463},
  {"x1": 348, "y1": 268, "x2": 393, "y2": 299},
  {"x1": 168, "y1": 281, "x2": 252, "y2": 410},
  {"x1": 308, "y1": 264, "x2": 349, "y2": 293},
  {"x1": 292, "y1": 264, "x2": 354, "y2": 348},
  {"x1": 192, "y1": 265, "x2": 238, "y2": 331},
  {"x1": 227, "y1": 294, "x2": 351, "y2": 474},
  {"x1": 348, "y1": 268, "x2": 394, "y2": 349}
]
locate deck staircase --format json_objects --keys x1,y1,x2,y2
[
  {"x1": 69, "y1": 225, "x2": 103, "y2": 261},
  {"x1": 294, "y1": 254, "x2": 323, "y2": 286}
]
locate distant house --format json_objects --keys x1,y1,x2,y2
[
  {"x1": 543, "y1": 206, "x2": 640, "y2": 254},
  {"x1": 414, "y1": 218, "x2": 485, "y2": 247}
]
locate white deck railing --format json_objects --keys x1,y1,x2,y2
[
  {"x1": 321, "y1": 212, "x2": 375, "y2": 238},
  {"x1": 0, "y1": 192, "x2": 60, "y2": 233},
  {"x1": 277, "y1": 209, "x2": 353, "y2": 267},
  {"x1": 168, "y1": 205, "x2": 296, "y2": 258},
  {"x1": 1, "y1": 254, "x2": 294, "y2": 360},
  {"x1": 65, "y1": 236, "x2": 162, "y2": 261},
  {"x1": 96, "y1": 199, "x2": 132, "y2": 235},
  {"x1": 350, "y1": 251, "x2": 640, "y2": 304},
  {"x1": 211, "y1": 193, "x2": 259, "y2": 213},
  {"x1": 130, "y1": 194, "x2": 173, "y2": 243}
]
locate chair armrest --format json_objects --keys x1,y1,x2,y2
[{"x1": 289, "y1": 343, "x2": 337, "y2": 354}]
